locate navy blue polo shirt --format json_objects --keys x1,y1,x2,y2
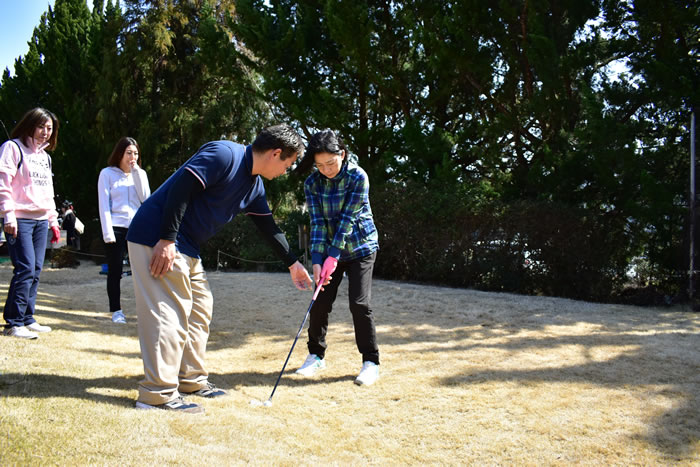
[{"x1": 126, "y1": 141, "x2": 270, "y2": 258}]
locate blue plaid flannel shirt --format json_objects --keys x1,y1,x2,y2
[{"x1": 304, "y1": 161, "x2": 379, "y2": 265}]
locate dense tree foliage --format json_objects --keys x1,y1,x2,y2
[
  {"x1": 1, "y1": 0, "x2": 698, "y2": 302},
  {"x1": 233, "y1": 0, "x2": 699, "y2": 301},
  {"x1": 0, "y1": 0, "x2": 271, "y2": 214}
]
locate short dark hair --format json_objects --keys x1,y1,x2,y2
[
  {"x1": 10, "y1": 107, "x2": 60, "y2": 151},
  {"x1": 252, "y1": 124, "x2": 304, "y2": 161},
  {"x1": 107, "y1": 137, "x2": 141, "y2": 167},
  {"x1": 295, "y1": 129, "x2": 346, "y2": 173}
]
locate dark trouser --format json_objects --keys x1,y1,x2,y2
[
  {"x1": 3, "y1": 219, "x2": 48, "y2": 328},
  {"x1": 105, "y1": 227, "x2": 129, "y2": 313},
  {"x1": 307, "y1": 251, "x2": 379, "y2": 365},
  {"x1": 67, "y1": 230, "x2": 80, "y2": 251}
]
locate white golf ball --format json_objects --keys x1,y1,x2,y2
[{"x1": 263, "y1": 400, "x2": 272, "y2": 407}]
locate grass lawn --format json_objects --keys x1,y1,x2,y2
[{"x1": 1, "y1": 262, "x2": 699, "y2": 465}]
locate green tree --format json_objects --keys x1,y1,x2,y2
[
  {"x1": 232, "y1": 0, "x2": 699, "y2": 301},
  {"x1": 1, "y1": 0, "x2": 281, "y2": 257},
  {"x1": 0, "y1": 0, "x2": 101, "y2": 212},
  {"x1": 117, "y1": 0, "x2": 272, "y2": 188},
  {"x1": 1, "y1": 0, "x2": 697, "y2": 301}
]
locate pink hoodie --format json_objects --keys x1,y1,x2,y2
[{"x1": 0, "y1": 138, "x2": 58, "y2": 227}]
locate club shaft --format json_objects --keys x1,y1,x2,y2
[{"x1": 267, "y1": 283, "x2": 322, "y2": 401}]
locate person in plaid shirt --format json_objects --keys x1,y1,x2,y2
[{"x1": 294, "y1": 129, "x2": 381, "y2": 386}]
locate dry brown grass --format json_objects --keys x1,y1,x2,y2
[{"x1": 1, "y1": 261, "x2": 699, "y2": 465}]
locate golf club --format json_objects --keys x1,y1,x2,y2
[{"x1": 250, "y1": 279, "x2": 325, "y2": 408}]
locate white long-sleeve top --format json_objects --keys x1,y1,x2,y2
[
  {"x1": 0, "y1": 138, "x2": 59, "y2": 227},
  {"x1": 97, "y1": 166, "x2": 150, "y2": 242}
]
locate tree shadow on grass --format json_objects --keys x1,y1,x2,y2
[
  {"x1": 439, "y1": 350, "x2": 699, "y2": 460},
  {"x1": 430, "y1": 322, "x2": 700, "y2": 461},
  {"x1": 4, "y1": 266, "x2": 699, "y2": 458},
  {"x1": 21, "y1": 288, "x2": 134, "y2": 337},
  {"x1": 0, "y1": 373, "x2": 140, "y2": 408},
  {"x1": 213, "y1": 370, "x2": 354, "y2": 392},
  {"x1": 204, "y1": 274, "x2": 700, "y2": 459}
]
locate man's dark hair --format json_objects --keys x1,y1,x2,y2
[
  {"x1": 252, "y1": 124, "x2": 304, "y2": 161},
  {"x1": 295, "y1": 129, "x2": 347, "y2": 173}
]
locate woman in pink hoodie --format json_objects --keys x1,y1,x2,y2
[{"x1": 0, "y1": 108, "x2": 61, "y2": 339}]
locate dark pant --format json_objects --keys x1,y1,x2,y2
[
  {"x1": 67, "y1": 230, "x2": 80, "y2": 251},
  {"x1": 307, "y1": 251, "x2": 379, "y2": 365},
  {"x1": 105, "y1": 227, "x2": 129, "y2": 312},
  {"x1": 3, "y1": 219, "x2": 49, "y2": 328}
]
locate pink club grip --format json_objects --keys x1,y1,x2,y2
[{"x1": 311, "y1": 281, "x2": 324, "y2": 301}]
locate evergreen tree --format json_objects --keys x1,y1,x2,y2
[
  {"x1": 1, "y1": 0, "x2": 697, "y2": 300},
  {"x1": 118, "y1": 0, "x2": 271, "y2": 187},
  {"x1": 232, "y1": 0, "x2": 700, "y2": 299}
]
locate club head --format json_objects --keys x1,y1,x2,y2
[{"x1": 249, "y1": 398, "x2": 272, "y2": 408}]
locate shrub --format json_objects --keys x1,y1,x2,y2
[{"x1": 50, "y1": 247, "x2": 80, "y2": 268}]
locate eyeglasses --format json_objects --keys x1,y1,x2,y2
[{"x1": 314, "y1": 156, "x2": 340, "y2": 170}]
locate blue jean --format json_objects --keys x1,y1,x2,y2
[{"x1": 3, "y1": 219, "x2": 49, "y2": 328}]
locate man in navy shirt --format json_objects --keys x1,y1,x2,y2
[{"x1": 127, "y1": 124, "x2": 313, "y2": 413}]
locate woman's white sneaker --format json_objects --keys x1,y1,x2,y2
[
  {"x1": 4, "y1": 326, "x2": 39, "y2": 339},
  {"x1": 355, "y1": 361, "x2": 379, "y2": 386},
  {"x1": 295, "y1": 354, "x2": 326, "y2": 376},
  {"x1": 26, "y1": 322, "x2": 52, "y2": 332},
  {"x1": 112, "y1": 311, "x2": 126, "y2": 324}
]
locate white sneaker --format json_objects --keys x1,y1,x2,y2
[
  {"x1": 26, "y1": 322, "x2": 52, "y2": 333},
  {"x1": 4, "y1": 326, "x2": 39, "y2": 339},
  {"x1": 355, "y1": 361, "x2": 379, "y2": 386},
  {"x1": 112, "y1": 311, "x2": 126, "y2": 324},
  {"x1": 295, "y1": 354, "x2": 326, "y2": 376}
]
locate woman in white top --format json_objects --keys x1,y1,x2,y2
[{"x1": 98, "y1": 137, "x2": 150, "y2": 323}]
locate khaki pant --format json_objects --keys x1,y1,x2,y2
[{"x1": 128, "y1": 242, "x2": 213, "y2": 405}]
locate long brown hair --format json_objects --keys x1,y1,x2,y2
[
  {"x1": 10, "y1": 107, "x2": 60, "y2": 151},
  {"x1": 107, "y1": 137, "x2": 141, "y2": 168}
]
